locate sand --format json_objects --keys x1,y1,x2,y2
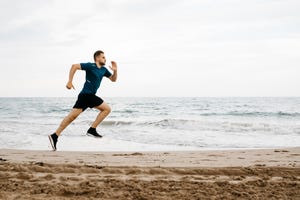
[{"x1": 0, "y1": 147, "x2": 299, "y2": 199}]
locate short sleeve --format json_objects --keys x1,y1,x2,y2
[
  {"x1": 80, "y1": 63, "x2": 93, "y2": 71},
  {"x1": 104, "y1": 67, "x2": 112, "y2": 78}
]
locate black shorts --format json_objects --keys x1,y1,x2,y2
[{"x1": 73, "y1": 93, "x2": 104, "y2": 111}]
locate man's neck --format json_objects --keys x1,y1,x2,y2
[{"x1": 95, "y1": 62, "x2": 103, "y2": 68}]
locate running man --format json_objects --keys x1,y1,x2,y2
[{"x1": 48, "y1": 50, "x2": 117, "y2": 151}]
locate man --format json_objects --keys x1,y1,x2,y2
[{"x1": 48, "y1": 50, "x2": 117, "y2": 151}]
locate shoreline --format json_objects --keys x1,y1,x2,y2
[
  {"x1": 1, "y1": 147, "x2": 299, "y2": 167},
  {"x1": 0, "y1": 147, "x2": 299, "y2": 199}
]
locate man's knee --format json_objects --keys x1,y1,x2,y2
[
  {"x1": 68, "y1": 110, "x2": 81, "y2": 121},
  {"x1": 96, "y1": 103, "x2": 111, "y2": 114},
  {"x1": 67, "y1": 114, "x2": 76, "y2": 122},
  {"x1": 101, "y1": 105, "x2": 111, "y2": 114},
  {"x1": 104, "y1": 105, "x2": 111, "y2": 114}
]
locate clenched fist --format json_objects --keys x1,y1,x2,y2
[{"x1": 66, "y1": 81, "x2": 75, "y2": 90}]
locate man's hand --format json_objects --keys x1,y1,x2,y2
[
  {"x1": 109, "y1": 61, "x2": 117, "y2": 72},
  {"x1": 109, "y1": 61, "x2": 118, "y2": 82},
  {"x1": 66, "y1": 64, "x2": 80, "y2": 90},
  {"x1": 66, "y1": 81, "x2": 75, "y2": 90}
]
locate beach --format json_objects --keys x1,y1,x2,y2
[{"x1": 0, "y1": 147, "x2": 299, "y2": 199}]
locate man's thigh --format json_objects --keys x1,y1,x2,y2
[{"x1": 94, "y1": 102, "x2": 110, "y2": 112}]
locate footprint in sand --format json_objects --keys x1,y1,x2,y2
[{"x1": 274, "y1": 149, "x2": 289, "y2": 153}]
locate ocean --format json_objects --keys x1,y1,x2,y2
[{"x1": 0, "y1": 97, "x2": 299, "y2": 151}]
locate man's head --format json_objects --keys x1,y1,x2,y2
[{"x1": 94, "y1": 50, "x2": 106, "y2": 65}]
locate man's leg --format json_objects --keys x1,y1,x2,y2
[
  {"x1": 91, "y1": 102, "x2": 111, "y2": 128},
  {"x1": 55, "y1": 108, "x2": 83, "y2": 136},
  {"x1": 49, "y1": 108, "x2": 83, "y2": 151}
]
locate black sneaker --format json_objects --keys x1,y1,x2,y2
[
  {"x1": 86, "y1": 127, "x2": 102, "y2": 138},
  {"x1": 48, "y1": 133, "x2": 58, "y2": 151}
]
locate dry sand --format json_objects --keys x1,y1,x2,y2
[{"x1": 0, "y1": 147, "x2": 299, "y2": 199}]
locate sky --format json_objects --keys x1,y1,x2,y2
[{"x1": 0, "y1": 0, "x2": 299, "y2": 97}]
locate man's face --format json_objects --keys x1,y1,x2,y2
[{"x1": 96, "y1": 54, "x2": 106, "y2": 65}]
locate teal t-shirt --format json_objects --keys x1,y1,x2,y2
[{"x1": 80, "y1": 62, "x2": 112, "y2": 94}]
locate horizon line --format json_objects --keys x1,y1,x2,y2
[{"x1": 0, "y1": 96, "x2": 299, "y2": 98}]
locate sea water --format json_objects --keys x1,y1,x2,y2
[{"x1": 0, "y1": 97, "x2": 299, "y2": 151}]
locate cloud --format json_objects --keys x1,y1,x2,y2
[{"x1": 0, "y1": 0, "x2": 299, "y2": 97}]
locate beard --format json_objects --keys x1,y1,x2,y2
[{"x1": 98, "y1": 61, "x2": 106, "y2": 65}]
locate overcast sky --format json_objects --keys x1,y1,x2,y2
[{"x1": 0, "y1": 0, "x2": 299, "y2": 97}]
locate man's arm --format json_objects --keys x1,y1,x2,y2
[
  {"x1": 109, "y1": 61, "x2": 118, "y2": 82},
  {"x1": 66, "y1": 64, "x2": 81, "y2": 89}
]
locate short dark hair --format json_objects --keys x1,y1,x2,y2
[{"x1": 93, "y1": 50, "x2": 104, "y2": 61}]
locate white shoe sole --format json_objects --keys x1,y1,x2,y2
[
  {"x1": 86, "y1": 133, "x2": 102, "y2": 138},
  {"x1": 48, "y1": 135, "x2": 57, "y2": 151}
]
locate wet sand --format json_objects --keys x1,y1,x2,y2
[{"x1": 0, "y1": 148, "x2": 299, "y2": 199}]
